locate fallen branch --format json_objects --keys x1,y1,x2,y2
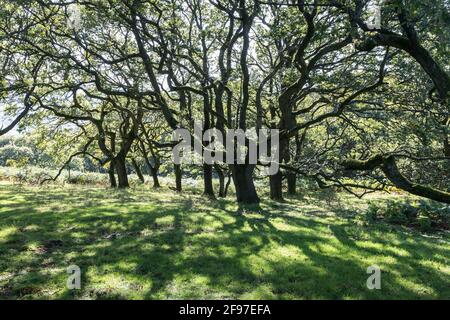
[{"x1": 341, "y1": 155, "x2": 450, "y2": 204}]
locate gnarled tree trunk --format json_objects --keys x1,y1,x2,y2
[
  {"x1": 115, "y1": 156, "x2": 129, "y2": 188},
  {"x1": 141, "y1": 146, "x2": 160, "y2": 188},
  {"x1": 287, "y1": 173, "x2": 296, "y2": 195},
  {"x1": 215, "y1": 165, "x2": 226, "y2": 198},
  {"x1": 269, "y1": 171, "x2": 283, "y2": 201},
  {"x1": 174, "y1": 164, "x2": 182, "y2": 192},
  {"x1": 285, "y1": 139, "x2": 296, "y2": 195},
  {"x1": 231, "y1": 164, "x2": 259, "y2": 204},
  {"x1": 203, "y1": 163, "x2": 215, "y2": 198},
  {"x1": 131, "y1": 158, "x2": 145, "y2": 183},
  {"x1": 108, "y1": 161, "x2": 117, "y2": 188},
  {"x1": 150, "y1": 167, "x2": 160, "y2": 188}
]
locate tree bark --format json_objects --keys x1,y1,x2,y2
[
  {"x1": 285, "y1": 139, "x2": 296, "y2": 195},
  {"x1": 115, "y1": 156, "x2": 129, "y2": 188},
  {"x1": 131, "y1": 158, "x2": 145, "y2": 184},
  {"x1": 0, "y1": 99, "x2": 32, "y2": 136},
  {"x1": 224, "y1": 172, "x2": 232, "y2": 197},
  {"x1": 215, "y1": 165, "x2": 226, "y2": 198},
  {"x1": 203, "y1": 163, "x2": 215, "y2": 198},
  {"x1": 108, "y1": 161, "x2": 117, "y2": 188},
  {"x1": 289, "y1": 131, "x2": 305, "y2": 196},
  {"x1": 150, "y1": 167, "x2": 161, "y2": 188},
  {"x1": 287, "y1": 173, "x2": 296, "y2": 195},
  {"x1": 141, "y1": 146, "x2": 160, "y2": 188},
  {"x1": 341, "y1": 155, "x2": 450, "y2": 204},
  {"x1": 231, "y1": 164, "x2": 259, "y2": 204},
  {"x1": 269, "y1": 171, "x2": 283, "y2": 201},
  {"x1": 174, "y1": 164, "x2": 182, "y2": 192},
  {"x1": 270, "y1": 135, "x2": 289, "y2": 201},
  {"x1": 444, "y1": 118, "x2": 450, "y2": 157}
]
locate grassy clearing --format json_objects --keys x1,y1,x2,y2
[{"x1": 0, "y1": 182, "x2": 449, "y2": 299}]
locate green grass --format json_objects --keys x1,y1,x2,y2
[{"x1": 0, "y1": 182, "x2": 449, "y2": 299}]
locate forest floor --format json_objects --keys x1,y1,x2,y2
[{"x1": 0, "y1": 181, "x2": 449, "y2": 299}]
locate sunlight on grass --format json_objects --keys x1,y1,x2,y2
[{"x1": 0, "y1": 182, "x2": 449, "y2": 299}]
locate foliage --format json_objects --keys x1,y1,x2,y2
[
  {"x1": 0, "y1": 0, "x2": 449, "y2": 203},
  {"x1": 363, "y1": 200, "x2": 450, "y2": 231},
  {"x1": 0, "y1": 144, "x2": 33, "y2": 167},
  {"x1": 0, "y1": 135, "x2": 105, "y2": 173}
]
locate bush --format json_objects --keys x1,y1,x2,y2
[
  {"x1": 17, "y1": 167, "x2": 52, "y2": 184},
  {"x1": 363, "y1": 202, "x2": 380, "y2": 223},
  {"x1": 384, "y1": 201, "x2": 415, "y2": 224},
  {"x1": 416, "y1": 200, "x2": 450, "y2": 230},
  {"x1": 0, "y1": 144, "x2": 34, "y2": 166},
  {"x1": 417, "y1": 216, "x2": 432, "y2": 232},
  {"x1": 64, "y1": 172, "x2": 109, "y2": 185},
  {"x1": 363, "y1": 200, "x2": 449, "y2": 232}
]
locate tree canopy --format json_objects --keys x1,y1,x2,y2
[{"x1": 0, "y1": 0, "x2": 448, "y2": 203}]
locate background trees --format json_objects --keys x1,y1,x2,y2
[{"x1": 0, "y1": 0, "x2": 448, "y2": 204}]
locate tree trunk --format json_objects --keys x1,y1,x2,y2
[
  {"x1": 444, "y1": 127, "x2": 450, "y2": 157},
  {"x1": 224, "y1": 173, "x2": 232, "y2": 197},
  {"x1": 141, "y1": 150, "x2": 160, "y2": 188},
  {"x1": 131, "y1": 158, "x2": 145, "y2": 184},
  {"x1": 270, "y1": 136, "x2": 288, "y2": 201},
  {"x1": 287, "y1": 173, "x2": 296, "y2": 195},
  {"x1": 231, "y1": 164, "x2": 259, "y2": 204},
  {"x1": 108, "y1": 161, "x2": 117, "y2": 188},
  {"x1": 203, "y1": 163, "x2": 215, "y2": 198},
  {"x1": 174, "y1": 164, "x2": 182, "y2": 192},
  {"x1": 215, "y1": 165, "x2": 225, "y2": 197},
  {"x1": 115, "y1": 157, "x2": 129, "y2": 188},
  {"x1": 150, "y1": 166, "x2": 161, "y2": 188},
  {"x1": 269, "y1": 171, "x2": 283, "y2": 201},
  {"x1": 289, "y1": 131, "x2": 305, "y2": 196}
]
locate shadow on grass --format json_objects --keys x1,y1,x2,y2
[{"x1": 0, "y1": 183, "x2": 449, "y2": 299}]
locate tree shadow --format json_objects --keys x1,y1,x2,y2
[{"x1": 0, "y1": 184, "x2": 449, "y2": 299}]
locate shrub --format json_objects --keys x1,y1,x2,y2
[
  {"x1": 390, "y1": 201, "x2": 419, "y2": 224},
  {"x1": 364, "y1": 202, "x2": 380, "y2": 223},
  {"x1": 363, "y1": 199, "x2": 449, "y2": 232},
  {"x1": 417, "y1": 216, "x2": 432, "y2": 232},
  {"x1": 0, "y1": 144, "x2": 34, "y2": 166},
  {"x1": 416, "y1": 200, "x2": 450, "y2": 230},
  {"x1": 64, "y1": 172, "x2": 109, "y2": 186}
]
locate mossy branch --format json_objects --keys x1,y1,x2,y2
[{"x1": 341, "y1": 155, "x2": 450, "y2": 204}]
